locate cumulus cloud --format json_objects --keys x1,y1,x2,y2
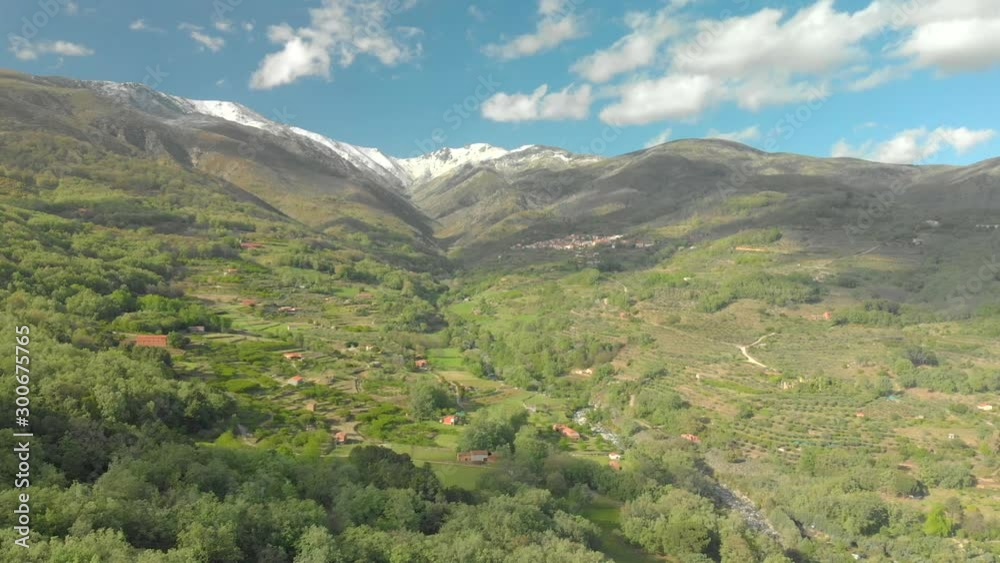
[
  {"x1": 599, "y1": 74, "x2": 716, "y2": 125},
  {"x1": 571, "y1": 9, "x2": 677, "y2": 83},
  {"x1": 9, "y1": 38, "x2": 93, "y2": 60},
  {"x1": 483, "y1": 0, "x2": 583, "y2": 60},
  {"x1": 706, "y1": 125, "x2": 761, "y2": 143},
  {"x1": 897, "y1": 18, "x2": 1000, "y2": 72},
  {"x1": 592, "y1": 1, "x2": 889, "y2": 125},
  {"x1": 482, "y1": 84, "x2": 592, "y2": 122},
  {"x1": 832, "y1": 126, "x2": 996, "y2": 164},
  {"x1": 250, "y1": 0, "x2": 422, "y2": 89}
]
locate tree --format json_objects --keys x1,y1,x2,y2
[
  {"x1": 923, "y1": 504, "x2": 953, "y2": 537},
  {"x1": 408, "y1": 380, "x2": 452, "y2": 420}
]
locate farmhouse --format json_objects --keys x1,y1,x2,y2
[
  {"x1": 457, "y1": 450, "x2": 497, "y2": 464},
  {"x1": 240, "y1": 242, "x2": 265, "y2": 249},
  {"x1": 283, "y1": 352, "x2": 304, "y2": 361},
  {"x1": 277, "y1": 306, "x2": 299, "y2": 313},
  {"x1": 304, "y1": 401, "x2": 317, "y2": 412},
  {"x1": 978, "y1": 403, "x2": 994, "y2": 412},
  {"x1": 609, "y1": 460, "x2": 622, "y2": 471},
  {"x1": 240, "y1": 299, "x2": 258, "y2": 307},
  {"x1": 415, "y1": 359, "x2": 429, "y2": 369},
  {"x1": 440, "y1": 415, "x2": 461, "y2": 426},
  {"x1": 135, "y1": 335, "x2": 168, "y2": 348},
  {"x1": 552, "y1": 424, "x2": 581, "y2": 440},
  {"x1": 223, "y1": 267, "x2": 239, "y2": 275},
  {"x1": 680, "y1": 434, "x2": 701, "y2": 443},
  {"x1": 286, "y1": 375, "x2": 304, "y2": 386},
  {"x1": 189, "y1": 325, "x2": 206, "y2": 333},
  {"x1": 335, "y1": 431, "x2": 348, "y2": 444},
  {"x1": 608, "y1": 452, "x2": 622, "y2": 461}
]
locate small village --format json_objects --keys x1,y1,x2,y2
[{"x1": 512, "y1": 233, "x2": 655, "y2": 252}]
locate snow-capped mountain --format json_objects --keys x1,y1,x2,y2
[
  {"x1": 397, "y1": 143, "x2": 604, "y2": 187},
  {"x1": 79, "y1": 79, "x2": 601, "y2": 191}
]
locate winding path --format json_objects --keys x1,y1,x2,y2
[{"x1": 738, "y1": 333, "x2": 776, "y2": 369}]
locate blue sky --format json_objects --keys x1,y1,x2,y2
[{"x1": 2, "y1": 0, "x2": 1000, "y2": 163}]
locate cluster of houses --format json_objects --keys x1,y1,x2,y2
[
  {"x1": 512, "y1": 234, "x2": 654, "y2": 252},
  {"x1": 240, "y1": 241, "x2": 265, "y2": 249}
]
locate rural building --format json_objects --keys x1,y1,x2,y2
[
  {"x1": 608, "y1": 452, "x2": 622, "y2": 461},
  {"x1": 240, "y1": 242, "x2": 265, "y2": 249},
  {"x1": 189, "y1": 326, "x2": 205, "y2": 333},
  {"x1": 287, "y1": 375, "x2": 304, "y2": 386},
  {"x1": 415, "y1": 359, "x2": 429, "y2": 369},
  {"x1": 680, "y1": 434, "x2": 701, "y2": 444},
  {"x1": 283, "y1": 352, "x2": 304, "y2": 361},
  {"x1": 552, "y1": 424, "x2": 581, "y2": 440},
  {"x1": 855, "y1": 411, "x2": 866, "y2": 418},
  {"x1": 335, "y1": 431, "x2": 348, "y2": 444},
  {"x1": 441, "y1": 415, "x2": 461, "y2": 426},
  {"x1": 978, "y1": 403, "x2": 994, "y2": 412},
  {"x1": 278, "y1": 306, "x2": 298, "y2": 313},
  {"x1": 609, "y1": 460, "x2": 622, "y2": 471},
  {"x1": 240, "y1": 299, "x2": 258, "y2": 307},
  {"x1": 135, "y1": 335, "x2": 168, "y2": 348},
  {"x1": 305, "y1": 401, "x2": 317, "y2": 412},
  {"x1": 223, "y1": 267, "x2": 238, "y2": 275},
  {"x1": 457, "y1": 450, "x2": 497, "y2": 464}
]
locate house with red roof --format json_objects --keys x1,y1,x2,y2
[
  {"x1": 283, "y1": 352, "x2": 304, "y2": 361},
  {"x1": 553, "y1": 424, "x2": 581, "y2": 440},
  {"x1": 287, "y1": 375, "x2": 304, "y2": 386},
  {"x1": 135, "y1": 335, "x2": 168, "y2": 348}
]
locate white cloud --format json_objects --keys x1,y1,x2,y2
[
  {"x1": 831, "y1": 126, "x2": 996, "y2": 164},
  {"x1": 65, "y1": 1, "x2": 78, "y2": 15},
  {"x1": 571, "y1": 9, "x2": 677, "y2": 83},
  {"x1": 130, "y1": 18, "x2": 165, "y2": 33},
  {"x1": 214, "y1": 20, "x2": 234, "y2": 33},
  {"x1": 190, "y1": 30, "x2": 226, "y2": 52},
  {"x1": 671, "y1": 1, "x2": 887, "y2": 78},
  {"x1": 593, "y1": 1, "x2": 893, "y2": 124},
  {"x1": 644, "y1": 128, "x2": 673, "y2": 148},
  {"x1": 468, "y1": 5, "x2": 487, "y2": 23},
  {"x1": 847, "y1": 66, "x2": 910, "y2": 92},
  {"x1": 9, "y1": 38, "x2": 93, "y2": 60},
  {"x1": 599, "y1": 74, "x2": 716, "y2": 125},
  {"x1": 250, "y1": 0, "x2": 422, "y2": 90},
  {"x1": 482, "y1": 84, "x2": 592, "y2": 122},
  {"x1": 706, "y1": 125, "x2": 761, "y2": 143},
  {"x1": 897, "y1": 18, "x2": 1000, "y2": 72},
  {"x1": 243, "y1": 22, "x2": 255, "y2": 32},
  {"x1": 483, "y1": 0, "x2": 584, "y2": 60}
]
